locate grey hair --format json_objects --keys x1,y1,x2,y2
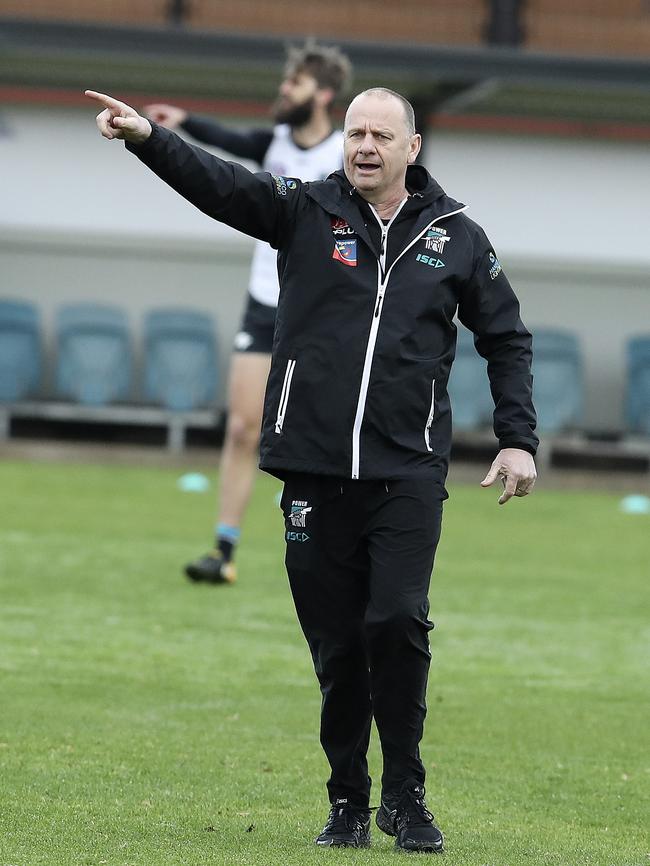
[{"x1": 354, "y1": 87, "x2": 416, "y2": 136}]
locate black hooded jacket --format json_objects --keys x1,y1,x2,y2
[{"x1": 127, "y1": 124, "x2": 537, "y2": 483}]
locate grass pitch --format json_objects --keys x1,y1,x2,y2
[{"x1": 0, "y1": 457, "x2": 648, "y2": 866}]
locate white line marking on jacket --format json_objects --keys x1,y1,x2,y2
[
  {"x1": 275, "y1": 358, "x2": 296, "y2": 434},
  {"x1": 425, "y1": 378, "x2": 436, "y2": 452}
]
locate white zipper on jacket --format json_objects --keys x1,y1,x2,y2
[
  {"x1": 350, "y1": 199, "x2": 406, "y2": 478},
  {"x1": 350, "y1": 203, "x2": 468, "y2": 479},
  {"x1": 275, "y1": 358, "x2": 296, "y2": 434},
  {"x1": 424, "y1": 378, "x2": 436, "y2": 452}
]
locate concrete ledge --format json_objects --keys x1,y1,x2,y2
[{"x1": 0, "y1": 400, "x2": 222, "y2": 453}]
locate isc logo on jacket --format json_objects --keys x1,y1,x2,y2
[{"x1": 415, "y1": 253, "x2": 445, "y2": 268}]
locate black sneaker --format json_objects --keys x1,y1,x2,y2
[
  {"x1": 184, "y1": 551, "x2": 237, "y2": 585},
  {"x1": 315, "y1": 798, "x2": 371, "y2": 848},
  {"x1": 376, "y1": 786, "x2": 444, "y2": 853}
]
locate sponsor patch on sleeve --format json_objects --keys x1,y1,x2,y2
[
  {"x1": 488, "y1": 251, "x2": 502, "y2": 280},
  {"x1": 272, "y1": 175, "x2": 298, "y2": 196}
]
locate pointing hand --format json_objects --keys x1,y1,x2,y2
[{"x1": 85, "y1": 90, "x2": 152, "y2": 144}]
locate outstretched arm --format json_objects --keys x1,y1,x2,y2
[{"x1": 85, "y1": 90, "x2": 299, "y2": 247}]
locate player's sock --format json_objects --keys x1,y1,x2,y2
[{"x1": 215, "y1": 523, "x2": 240, "y2": 563}]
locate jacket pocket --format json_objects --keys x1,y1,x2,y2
[
  {"x1": 424, "y1": 378, "x2": 436, "y2": 452},
  {"x1": 275, "y1": 358, "x2": 296, "y2": 434}
]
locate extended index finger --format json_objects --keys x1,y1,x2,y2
[{"x1": 84, "y1": 90, "x2": 126, "y2": 111}]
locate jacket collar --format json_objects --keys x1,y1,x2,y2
[{"x1": 305, "y1": 166, "x2": 465, "y2": 256}]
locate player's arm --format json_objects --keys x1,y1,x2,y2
[
  {"x1": 180, "y1": 117, "x2": 274, "y2": 163},
  {"x1": 87, "y1": 90, "x2": 296, "y2": 246},
  {"x1": 143, "y1": 103, "x2": 274, "y2": 163}
]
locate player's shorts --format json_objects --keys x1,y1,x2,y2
[{"x1": 232, "y1": 294, "x2": 277, "y2": 354}]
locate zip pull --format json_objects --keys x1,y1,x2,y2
[
  {"x1": 380, "y1": 231, "x2": 386, "y2": 258},
  {"x1": 374, "y1": 286, "x2": 385, "y2": 317}
]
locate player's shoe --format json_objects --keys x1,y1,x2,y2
[
  {"x1": 315, "y1": 798, "x2": 371, "y2": 848},
  {"x1": 184, "y1": 551, "x2": 237, "y2": 585},
  {"x1": 376, "y1": 785, "x2": 444, "y2": 853}
]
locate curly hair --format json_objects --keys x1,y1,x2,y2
[{"x1": 285, "y1": 40, "x2": 353, "y2": 98}]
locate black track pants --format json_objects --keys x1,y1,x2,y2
[{"x1": 280, "y1": 474, "x2": 444, "y2": 807}]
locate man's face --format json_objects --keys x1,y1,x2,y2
[
  {"x1": 273, "y1": 71, "x2": 320, "y2": 127},
  {"x1": 343, "y1": 93, "x2": 421, "y2": 201}
]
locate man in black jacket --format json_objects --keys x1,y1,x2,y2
[{"x1": 87, "y1": 86, "x2": 537, "y2": 854}]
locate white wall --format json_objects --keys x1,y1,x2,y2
[
  {"x1": 3, "y1": 107, "x2": 649, "y2": 266},
  {"x1": 2, "y1": 105, "x2": 649, "y2": 431},
  {"x1": 1, "y1": 106, "x2": 255, "y2": 243},
  {"x1": 424, "y1": 131, "x2": 649, "y2": 268}
]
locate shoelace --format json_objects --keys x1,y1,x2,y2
[
  {"x1": 395, "y1": 787, "x2": 434, "y2": 829},
  {"x1": 324, "y1": 801, "x2": 370, "y2": 835}
]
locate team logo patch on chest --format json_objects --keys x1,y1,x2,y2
[
  {"x1": 331, "y1": 217, "x2": 357, "y2": 267},
  {"x1": 424, "y1": 227, "x2": 451, "y2": 254}
]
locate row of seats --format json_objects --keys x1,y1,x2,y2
[
  {"x1": 2, "y1": 299, "x2": 650, "y2": 436},
  {"x1": 0, "y1": 300, "x2": 219, "y2": 413},
  {"x1": 448, "y1": 325, "x2": 650, "y2": 436}
]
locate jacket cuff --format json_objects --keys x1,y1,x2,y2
[
  {"x1": 498, "y1": 440, "x2": 537, "y2": 457},
  {"x1": 124, "y1": 120, "x2": 161, "y2": 155}
]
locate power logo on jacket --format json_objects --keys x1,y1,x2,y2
[
  {"x1": 286, "y1": 500, "x2": 312, "y2": 543},
  {"x1": 415, "y1": 227, "x2": 451, "y2": 269},
  {"x1": 424, "y1": 227, "x2": 451, "y2": 254}
]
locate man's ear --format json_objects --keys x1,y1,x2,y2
[{"x1": 407, "y1": 133, "x2": 422, "y2": 164}]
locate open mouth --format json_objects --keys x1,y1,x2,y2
[{"x1": 356, "y1": 162, "x2": 380, "y2": 173}]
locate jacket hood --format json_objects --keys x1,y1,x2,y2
[{"x1": 405, "y1": 163, "x2": 447, "y2": 202}]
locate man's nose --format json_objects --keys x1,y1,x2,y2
[{"x1": 358, "y1": 133, "x2": 377, "y2": 152}]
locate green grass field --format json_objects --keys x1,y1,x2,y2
[{"x1": 1, "y1": 458, "x2": 648, "y2": 866}]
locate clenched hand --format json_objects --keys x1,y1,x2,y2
[{"x1": 481, "y1": 448, "x2": 537, "y2": 505}]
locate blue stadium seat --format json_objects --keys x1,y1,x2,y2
[
  {"x1": 0, "y1": 299, "x2": 42, "y2": 401},
  {"x1": 531, "y1": 328, "x2": 583, "y2": 433},
  {"x1": 626, "y1": 335, "x2": 650, "y2": 436},
  {"x1": 55, "y1": 303, "x2": 132, "y2": 405},
  {"x1": 448, "y1": 325, "x2": 493, "y2": 431},
  {"x1": 143, "y1": 308, "x2": 218, "y2": 411}
]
